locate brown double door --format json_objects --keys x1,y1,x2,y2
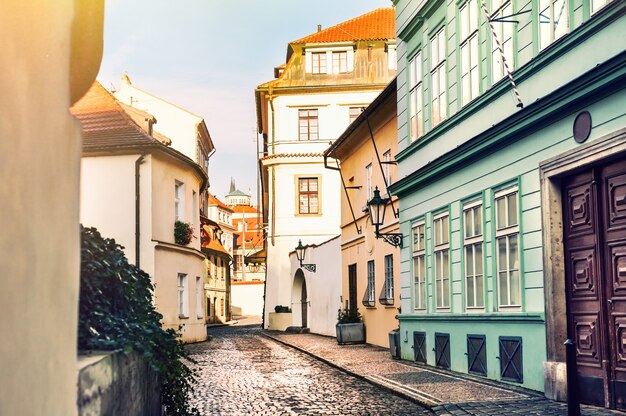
[{"x1": 562, "y1": 158, "x2": 626, "y2": 410}]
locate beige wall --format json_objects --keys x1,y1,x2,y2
[
  {"x1": 337, "y1": 95, "x2": 400, "y2": 348},
  {"x1": 0, "y1": 0, "x2": 103, "y2": 414},
  {"x1": 155, "y1": 247, "x2": 206, "y2": 342}
]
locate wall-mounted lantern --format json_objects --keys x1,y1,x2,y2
[
  {"x1": 367, "y1": 187, "x2": 403, "y2": 247},
  {"x1": 295, "y1": 240, "x2": 316, "y2": 272}
]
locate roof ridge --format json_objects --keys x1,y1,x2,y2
[{"x1": 290, "y1": 7, "x2": 394, "y2": 44}]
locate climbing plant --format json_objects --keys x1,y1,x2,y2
[{"x1": 78, "y1": 225, "x2": 199, "y2": 416}]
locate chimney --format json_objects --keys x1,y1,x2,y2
[{"x1": 317, "y1": 24, "x2": 322, "y2": 32}]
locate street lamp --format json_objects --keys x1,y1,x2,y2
[
  {"x1": 295, "y1": 240, "x2": 316, "y2": 272},
  {"x1": 367, "y1": 187, "x2": 403, "y2": 247}
]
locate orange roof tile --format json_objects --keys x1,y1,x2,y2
[
  {"x1": 207, "y1": 193, "x2": 233, "y2": 211},
  {"x1": 201, "y1": 225, "x2": 230, "y2": 256},
  {"x1": 232, "y1": 205, "x2": 259, "y2": 214},
  {"x1": 291, "y1": 8, "x2": 395, "y2": 44},
  {"x1": 71, "y1": 82, "x2": 160, "y2": 150}
]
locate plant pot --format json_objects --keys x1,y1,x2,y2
[{"x1": 336, "y1": 322, "x2": 365, "y2": 345}]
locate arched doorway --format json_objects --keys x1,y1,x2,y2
[{"x1": 292, "y1": 269, "x2": 308, "y2": 328}]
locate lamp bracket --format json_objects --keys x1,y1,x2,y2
[
  {"x1": 378, "y1": 232, "x2": 403, "y2": 248},
  {"x1": 302, "y1": 264, "x2": 317, "y2": 273}
]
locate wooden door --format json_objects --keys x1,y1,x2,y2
[
  {"x1": 600, "y1": 161, "x2": 626, "y2": 410},
  {"x1": 562, "y1": 158, "x2": 626, "y2": 410},
  {"x1": 348, "y1": 264, "x2": 357, "y2": 314}
]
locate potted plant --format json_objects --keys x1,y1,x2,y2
[
  {"x1": 174, "y1": 220, "x2": 194, "y2": 245},
  {"x1": 336, "y1": 305, "x2": 365, "y2": 345}
]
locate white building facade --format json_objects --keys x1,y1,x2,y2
[{"x1": 255, "y1": 8, "x2": 397, "y2": 329}]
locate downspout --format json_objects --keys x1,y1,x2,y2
[
  {"x1": 135, "y1": 154, "x2": 146, "y2": 268},
  {"x1": 268, "y1": 93, "x2": 276, "y2": 246}
]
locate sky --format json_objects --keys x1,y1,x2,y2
[{"x1": 98, "y1": 0, "x2": 391, "y2": 202}]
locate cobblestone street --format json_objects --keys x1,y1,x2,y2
[{"x1": 187, "y1": 324, "x2": 431, "y2": 415}]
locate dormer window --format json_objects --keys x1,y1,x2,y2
[
  {"x1": 332, "y1": 51, "x2": 348, "y2": 73},
  {"x1": 312, "y1": 52, "x2": 327, "y2": 74},
  {"x1": 306, "y1": 46, "x2": 354, "y2": 74}
]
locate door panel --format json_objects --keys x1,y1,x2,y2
[
  {"x1": 602, "y1": 163, "x2": 626, "y2": 410},
  {"x1": 348, "y1": 264, "x2": 357, "y2": 315}
]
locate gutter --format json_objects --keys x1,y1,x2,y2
[{"x1": 135, "y1": 154, "x2": 145, "y2": 268}]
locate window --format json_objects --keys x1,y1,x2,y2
[
  {"x1": 463, "y1": 201, "x2": 484, "y2": 309},
  {"x1": 363, "y1": 260, "x2": 375, "y2": 307},
  {"x1": 175, "y1": 181, "x2": 184, "y2": 221},
  {"x1": 384, "y1": 254, "x2": 394, "y2": 300},
  {"x1": 539, "y1": 0, "x2": 568, "y2": 50},
  {"x1": 312, "y1": 52, "x2": 327, "y2": 74},
  {"x1": 430, "y1": 28, "x2": 447, "y2": 127},
  {"x1": 366, "y1": 163, "x2": 373, "y2": 199},
  {"x1": 409, "y1": 52, "x2": 423, "y2": 141},
  {"x1": 196, "y1": 276, "x2": 203, "y2": 318},
  {"x1": 460, "y1": 0, "x2": 480, "y2": 105},
  {"x1": 220, "y1": 298, "x2": 225, "y2": 316},
  {"x1": 383, "y1": 150, "x2": 392, "y2": 186},
  {"x1": 298, "y1": 177, "x2": 319, "y2": 214},
  {"x1": 387, "y1": 44, "x2": 397, "y2": 70},
  {"x1": 433, "y1": 213, "x2": 450, "y2": 309},
  {"x1": 591, "y1": 0, "x2": 611, "y2": 14},
  {"x1": 332, "y1": 51, "x2": 348, "y2": 73},
  {"x1": 192, "y1": 190, "x2": 198, "y2": 231},
  {"x1": 234, "y1": 254, "x2": 242, "y2": 272},
  {"x1": 178, "y1": 274, "x2": 188, "y2": 317},
  {"x1": 298, "y1": 109, "x2": 318, "y2": 140},
  {"x1": 412, "y1": 222, "x2": 426, "y2": 310},
  {"x1": 495, "y1": 187, "x2": 520, "y2": 307},
  {"x1": 490, "y1": 1, "x2": 514, "y2": 84},
  {"x1": 349, "y1": 106, "x2": 364, "y2": 124}
]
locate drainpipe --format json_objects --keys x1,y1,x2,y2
[
  {"x1": 268, "y1": 93, "x2": 276, "y2": 246},
  {"x1": 135, "y1": 154, "x2": 145, "y2": 268}
]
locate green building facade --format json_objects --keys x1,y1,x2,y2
[{"x1": 390, "y1": 0, "x2": 626, "y2": 408}]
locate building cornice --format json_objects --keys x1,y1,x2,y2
[
  {"x1": 153, "y1": 240, "x2": 207, "y2": 260},
  {"x1": 389, "y1": 49, "x2": 626, "y2": 197}
]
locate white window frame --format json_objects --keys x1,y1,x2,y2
[
  {"x1": 178, "y1": 273, "x2": 188, "y2": 317},
  {"x1": 460, "y1": 0, "x2": 480, "y2": 105},
  {"x1": 349, "y1": 106, "x2": 364, "y2": 124},
  {"x1": 409, "y1": 51, "x2": 423, "y2": 142},
  {"x1": 591, "y1": 0, "x2": 610, "y2": 14},
  {"x1": 494, "y1": 187, "x2": 521, "y2": 308},
  {"x1": 433, "y1": 212, "x2": 450, "y2": 310},
  {"x1": 384, "y1": 254, "x2": 394, "y2": 300},
  {"x1": 538, "y1": 0, "x2": 569, "y2": 50},
  {"x1": 430, "y1": 28, "x2": 447, "y2": 127},
  {"x1": 297, "y1": 176, "x2": 320, "y2": 215},
  {"x1": 311, "y1": 52, "x2": 327, "y2": 74},
  {"x1": 463, "y1": 200, "x2": 485, "y2": 310},
  {"x1": 367, "y1": 260, "x2": 375, "y2": 303},
  {"x1": 196, "y1": 276, "x2": 203, "y2": 318},
  {"x1": 490, "y1": 0, "x2": 514, "y2": 84},
  {"x1": 175, "y1": 181, "x2": 185, "y2": 222},
  {"x1": 387, "y1": 43, "x2": 397, "y2": 70},
  {"x1": 298, "y1": 108, "x2": 319, "y2": 141},
  {"x1": 332, "y1": 51, "x2": 348, "y2": 73},
  {"x1": 412, "y1": 221, "x2": 427, "y2": 311}
]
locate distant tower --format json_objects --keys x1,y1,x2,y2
[{"x1": 229, "y1": 177, "x2": 236, "y2": 194}]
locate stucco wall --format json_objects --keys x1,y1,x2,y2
[
  {"x1": 289, "y1": 237, "x2": 342, "y2": 337},
  {"x1": 0, "y1": 0, "x2": 103, "y2": 414},
  {"x1": 115, "y1": 81, "x2": 201, "y2": 161},
  {"x1": 155, "y1": 247, "x2": 207, "y2": 342},
  {"x1": 231, "y1": 281, "x2": 264, "y2": 316}
]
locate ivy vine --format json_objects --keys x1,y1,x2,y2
[{"x1": 78, "y1": 225, "x2": 199, "y2": 415}]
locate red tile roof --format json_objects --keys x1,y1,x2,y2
[
  {"x1": 201, "y1": 225, "x2": 230, "y2": 256},
  {"x1": 232, "y1": 205, "x2": 259, "y2": 214},
  {"x1": 71, "y1": 82, "x2": 160, "y2": 150},
  {"x1": 208, "y1": 193, "x2": 233, "y2": 211},
  {"x1": 291, "y1": 8, "x2": 395, "y2": 44}
]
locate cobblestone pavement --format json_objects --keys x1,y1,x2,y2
[
  {"x1": 187, "y1": 324, "x2": 432, "y2": 415},
  {"x1": 267, "y1": 331, "x2": 626, "y2": 416}
]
